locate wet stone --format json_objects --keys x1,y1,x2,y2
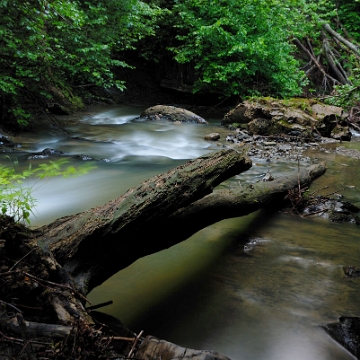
[
  {"x1": 343, "y1": 265, "x2": 360, "y2": 278},
  {"x1": 204, "y1": 133, "x2": 220, "y2": 141},
  {"x1": 323, "y1": 317, "x2": 360, "y2": 358}
]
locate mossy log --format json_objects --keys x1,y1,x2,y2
[
  {"x1": 35, "y1": 148, "x2": 252, "y2": 294},
  {"x1": 0, "y1": 148, "x2": 327, "y2": 360}
]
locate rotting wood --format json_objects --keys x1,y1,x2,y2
[
  {"x1": 155, "y1": 163, "x2": 326, "y2": 244},
  {"x1": 35, "y1": 148, "x2": 252, "y2": 294},
  {"x1": 0, "y1": 149, "x2": 328, "y2": 360}
]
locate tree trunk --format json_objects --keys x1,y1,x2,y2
[
  {"x1": 0, "y1": 149, "x2": 327, "y2": 360},
  {"x1": 35, "y1": 148, "x2": 252, "y2": 294},
  {"x1": 323, "y1": 23, "x2": 360, "y2": 56},
  {"x1": 322, "y1": 31, "x2": 350, "y2": 85},
  {"x1": 159, "y1": 162, "x2": 326, "y2": 244}
]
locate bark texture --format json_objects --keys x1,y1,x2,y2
[
  {"x1": 36, "y1": 148, "x2": 252, "y2": 293},
  {"x1": 161, "y1": 162, "x2": 326, "y2": 243},
  {"x1": 0, "y1": 148, "x2": 327, "y2": 360}
]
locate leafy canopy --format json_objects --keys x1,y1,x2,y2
[
  {"x1": 0, "y1": 0, "x2": 162, "y2": 125},
  {"x1": 168, "y1": 0, "x2": 309, "y2": 97}
]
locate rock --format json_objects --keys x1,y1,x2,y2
[
  {"x1": 76, "y1": 154, "x2": 94, "y2": 161},
  {"x1": 331, "y1": 126, "x2": 352, "y2": 141},
  {"x1": 0, "y1": 136, "x2": 16, "y2": 148},
  {"x1": 343, "y1": 265, "x2": 360, "y2": 278},
  {"x1": 263, "y1": 141, "x2": 277, "y2": 146},
  {"x1": 262, "y1": 172, "x2": 274, "y2": 181},
  {"x1": 204, "y1": 133, "x2": 220, "y2": 141},
  {"x1": 336, "y1": 147, "x2": 360, "y2": 159},
  {"x1": 27, "y1": 148, "x2": 64, "y2": 159},
  {"x1": 139, "y1": 105, "x2": 208, "y2": 124},
  {"x1": 236, "y1": 130, "x2": 251, "y2": 141},
  {"x1": 222, "y1": 98, "x2": 350, "y2": 140},
  {"x1": 323, "y1": 317, "x2": 360, "y2": 358},
  {"x1": 137, "y1": 336, "x2": 231, "y2": 360}
]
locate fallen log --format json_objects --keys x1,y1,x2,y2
[
  {"x1": 0, "y1": 149, "x2": 327, "y2": 360},
  {"x1": 159, "y1": 162, "x2": 326, "y2": 243},
  {"x1": 35, "y1": 148, "x2": 252, "y2": 294}
]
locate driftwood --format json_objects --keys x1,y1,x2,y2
[{"x1": 0, "y1": 148, "x2": 327, "y2": 360}]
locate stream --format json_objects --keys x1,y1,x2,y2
[{"x1": 2, "y1": 105, "x2": 360, "y2": 360}]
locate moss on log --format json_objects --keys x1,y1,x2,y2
[{"x1": 35, "y1": 149, "x2": 252, "y2": 293}]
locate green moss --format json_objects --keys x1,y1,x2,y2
[
  {"x1": 70, "y1": 96, "x2": 85, "y2": 110},
  {"x1": 280, "y1": 98, "x2": 314, "y2": 115}
]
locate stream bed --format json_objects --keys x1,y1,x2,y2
[{"x1": 1, "y1": 105, "x2": 360, "y2": 360}]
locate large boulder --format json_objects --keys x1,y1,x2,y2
[
  {"x1": 139, "y1": 105, "x2": 208, "y2": 124},
  {"x1": 222, "y1": 98, "x2": 351, "y2": 140}
]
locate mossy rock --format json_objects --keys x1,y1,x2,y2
[{"x1": 222, "y1": 97, "x2": 348, "y2": 139}]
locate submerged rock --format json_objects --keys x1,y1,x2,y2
[
  {"x1": 336, "y1": 146, "x2": 360, "y2": 159},
  {"x1": 27, "y1": 148, "x2": 65, "y2": 159},
  {"x1": 343, "y1": 265, "x2": 360, "y2": 278},
  {"x1": 139, "y1": 105, "x2": 208, "y2": 124},
  {"x1": 323, "y1": 317, "x2": 360, "y2": 358}
]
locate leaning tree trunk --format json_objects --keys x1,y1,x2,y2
[
  {"x1": 35, "y1": 148, "x2": 252, "y2": 294},
  {"x1": 0, "y1": 149, "x2": 326, "y2": 360}
]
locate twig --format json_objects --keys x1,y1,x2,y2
[
  {"x1": 17, "y1": 313, "x2": 37, "y2": 360},
  {"x1": 101, "y1": 336, "x2": 136, "y2": 342},
  {"x1": 323, "y1": 188, "x2": 344, "y2": 197},
  {"x1": 86, "y1": 300, "x2": 113, "y2": 311},
  {"x1": 127, "y1": 330, "x2": 144, "y2": 358},
  {"x1": 303, "y1": 209, "x2": 328, "y2": 217},
  {"x1": 8, "y1": 249, "x2": 36, "y2": 272},
  {"x1": 0, "y1": 299, "x2": 23, "y2": 314},
  {"x1": 23, "y1": 272, "x2": 92, "y2": 305}
]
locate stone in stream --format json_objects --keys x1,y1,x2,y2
[
  {"x1": 343, "y1": 265, "x2": 360, "y2": 278},
  {"x1": 139, "y1": 105, "x2": 208, "y2": 124},
  {"x1": 323, "y1": 317, "x2": 360, "y2": 358},
  {"x1": 222, "y1": 98, "x2": 351, "y2": 140},
  {"x1": 204, "y1": 133, "x2": 220, "y2": 141}
]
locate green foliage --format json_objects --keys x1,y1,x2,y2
[
  {"x1": 0, "y1": 158, "x2": 95, "y2": 224},
  {"x1": 324, "y1": 68, "x2": 360, "y2": 108},
  {"x1": 168, "y1": 0, "x2": 310, "y2": 98},
  {"x1": 0, "y1": 0, "x2": 162, "y2": 125},
  {"x1": 2, "y1": 0, "x2": 359, "y2": 118},
  {"x1": 335, "y1": 0, "x2": 360, "y2": 41}
]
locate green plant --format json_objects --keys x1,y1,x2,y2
[
  {"x1": 324, "y1": 68, "x2": 360, "y2": 108},
  {"x1": 0, "y1": 0, "x2": 163, "y2": 125},
  {"x1": 0, "y1": 158, "x2": 95, "y2": 224},
  {"x1": 168, "y1": 0, "x2": 311, "y2": 97}
]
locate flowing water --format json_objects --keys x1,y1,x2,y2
[{"x1": 2, "y1": 105, "x2": 359, "y2": 360}]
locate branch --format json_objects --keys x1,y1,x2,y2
[
  {"x1": 293, "y1": 38, "x2": 339, "y2": 86},
  {"x1": 323, "y1": 23, "x2": 359, "y2": 56},
  {"x1": 322, "y1": 31, "x2": 350, "y2": 85},
  {"x1": 160, "y1": 163, "x2": 326, "y2": 243}
]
